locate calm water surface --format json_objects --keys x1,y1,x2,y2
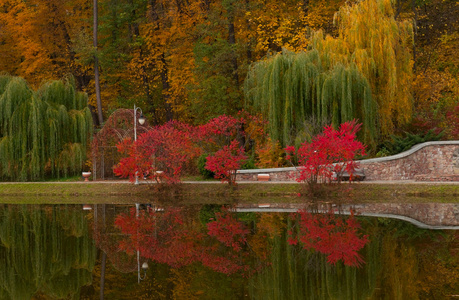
[{"x1": 0, "y1": 202, "x2": 458, "y2": 299}]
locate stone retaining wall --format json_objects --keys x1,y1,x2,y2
[{"x1": 236, "y1": 141, "x2": 459, "y2": 182}]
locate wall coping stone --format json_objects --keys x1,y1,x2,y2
[
  {"x1": 358, "y1": 140, "x2": 459, "y2": 164},
  {"x1": 237, "y1": 166, "x2": 297, "y2": 174}
]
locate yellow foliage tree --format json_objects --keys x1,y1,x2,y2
[{"x1": 334, "y1": 0, "x2": 414, "y2": 135}]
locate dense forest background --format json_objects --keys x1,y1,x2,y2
[{"x1": 0, "y1": 0, "x2": 458, "y2": 148}]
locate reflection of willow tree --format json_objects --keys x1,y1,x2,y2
[
  {"x1": 0, "y1": 205, "x2": 96, "y2": 299},
  {"x1": 373, "y1": 219, "x2": 459, "y2": 298},
  {"x1": 250, "y1": 216, "x2": 459, "y2": 299},
  {"x1": 250, "y1": 216, "x2": 378, "y2": 299}
]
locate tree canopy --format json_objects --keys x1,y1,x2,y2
[
  {"x1": 245, "y1": 0, "x2": 414, "y2": 148},
  {"x1": 0, "y1": 75, "x2": 93, "y2": 181}
]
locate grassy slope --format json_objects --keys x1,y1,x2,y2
[{"x1": 0, "y1": 182, "x2": 457, "y2": 204}]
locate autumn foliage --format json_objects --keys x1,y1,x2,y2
[
  {"x1": 113, "y1": 112, "x2": 263, "y2": 184},
  {"x1": 115, "y1": 207, "x2": 255, "y2": 275},
  {"x1": 286, "y1": 120, "x2": 366, "y2": 188},
  {"x1": 113, "y1": 121, "x2": 200, "y2": 183},
  {"x1": 205, "y1": 140, "x2": 248, "y2": 185},
  {"x1": 288, "y1": 210, "x2": 369, "y2": 267}
]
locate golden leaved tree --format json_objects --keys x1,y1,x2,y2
[{"x1": 245, "y1": 0, "x2": 414, "y2": 148}]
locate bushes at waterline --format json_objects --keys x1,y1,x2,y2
[
  {"x1": 0, "y1": 75, "x2": 93, "y2": 181},
  {"x1": 286, "y1": 120, "x2": 366, "y2": 196}
]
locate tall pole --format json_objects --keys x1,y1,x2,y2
[
  {"x1": 134, "y1": 105, "x2": 139, "y2": 184},
  {"x1": 134, "y1": 104, "x2": 138, "y2": 142}
]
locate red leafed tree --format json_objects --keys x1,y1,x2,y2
[
  {"x1": 197, "y1": 111, "x2": 267, "y2": 153},
  {"x1": 286, "y1": 120, "x2": 366, "y2": 187},
  {"x1": 205, "y1": 140, "x2": 248, "y2": 185},
  {"x1": 113, "y1": 121, "x2": 201, "y2": 183},
  {"x1": 288, "y1": 210, "x2": 369, "y2": 267}
]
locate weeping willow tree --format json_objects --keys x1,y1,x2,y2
[
  {"x1": 245, "y1": 0, "x2": 413, "y2": 148},
  {"x1": 245, "y1": 49, "x2": 376, "y2": 146},
  {"x1": 0, "y1": 205, "x2": 96, "y2": 299},
  {"x1": 0, "y1": 75, "x2": 93, "y2": 181}
]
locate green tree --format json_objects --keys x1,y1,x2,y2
[
  {"x1": 0, "y1": 75, "x2": 93, "y2": 181},
  {"x1": 245, "y1": 0, "x2": 414, "y2": 148}
]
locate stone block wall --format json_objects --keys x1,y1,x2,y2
[
  {"x1": 235, "y1": 141, "x2": 459, "y2": 182},
  {"x1": 359, "y1": 142, "x2": 459, "y2": 181}
]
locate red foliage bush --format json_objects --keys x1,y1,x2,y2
[
  {"x1": 113, "y1": 121, "x2": 201, "y2": 183},
  {"x1": 286, "y1": 120, "x2": 366, "y2": 186},
  {"x1": 113, "y1": 111, "x2": 263, "y2": 184},
  {"x1": 205, "y1": 140, "x2": 248, "y2": 185}
]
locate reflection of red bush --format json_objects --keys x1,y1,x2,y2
[
  {"x1": 207, "y1": 210, "x2": 250, "y2": 251},
  {"x1": 114, "y1": 207, "x2": 255, "y2": 275},
  {"x1": 288, "y1": 210, "x2": 369, "y2": 267}
]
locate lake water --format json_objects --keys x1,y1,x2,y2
[{"x1": 0, "y1": 202, "x2": 457, "y2": 299}]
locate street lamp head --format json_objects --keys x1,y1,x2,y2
[
  {"x1": 142, "y1": 262, "x2": 149, "y2": 270},
  {"x1": 138, "y1": 114, "x2": 146, "y2": 125}
]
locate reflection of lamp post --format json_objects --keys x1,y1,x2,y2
[
  {"x1": 134, "y1": 105, "x2": 146, "y2": 185},
  {"x1": 135, "y1": 203, "x2": 148, "y2": 283},
  {"x1": 138, "y1": 261, "x2": 148, "y2": 283}
]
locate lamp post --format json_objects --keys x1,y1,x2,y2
[
  {"x1": 136, "y1": 203, "x2": 149, "y2": 283},
  {"x1": 134, "y1": 105, "x2": 146, "y2": 185}
]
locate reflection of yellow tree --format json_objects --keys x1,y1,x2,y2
[
  {"x1": 248, "y1": 213, "x2": 286, "y2": 260},
  {"x1": 378, "y1": 234, "x2": 419, "y2": 299},
  {"x1": 416, "y1": 232, "x2": 459, "y2": 298}
]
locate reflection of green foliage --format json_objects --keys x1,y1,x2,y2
[
  {"x1": 198, "y1": 205, "x2": 257, "y2": 228},
  {"x1": 249, "y1": 227, "x2": 379, "y2": 299},
  {"x1": 0, "y1": 205, "x2": 96, "y2": 299},
  {"x1": 198, "y1": 204, "x2": 222, "y2": 226},
  {"x1": 237, "y1": 212, "x2": 257, "y2": 224},
  {"x1": 373, "y1": 217, "x2": 440, "y2": 241}
]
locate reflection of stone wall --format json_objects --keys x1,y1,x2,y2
[
  {"x1": 235, "y1": 203, "x2": 459, "y2": 227},
  {"x1": 236, "y1": 141, "x2": 459, "y2": 182},
  {"x1": 348, "y1": 203, "x2": 459, "y2": 226}
]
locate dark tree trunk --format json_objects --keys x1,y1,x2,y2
[
  {"x1": 160, "y1": 53, "x2": 173, "y2": 121},
  {"x1": 228, "y1": 14, "x2": 239, "y2": 85},
  {"x1": 94, "y1": 0, "x2": 103, "y2": 125},
  {"x1": 99, "y1": 251, "x2": 106, "y2": 299}
]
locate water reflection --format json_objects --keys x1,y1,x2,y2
[
  {"x1": 0, "y1": 203, "x2": 457, "y2": 299},
  {"x1": 0, "y1": 205, "x2": 95, "y2": 299}
]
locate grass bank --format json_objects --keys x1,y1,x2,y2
[{"x1": 0, "y1": 181, "x2": 458, "y2": 204}]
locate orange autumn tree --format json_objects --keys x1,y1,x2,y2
[{"x1": 0, "y1": 0, "x2": 91, "y2": 88}]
